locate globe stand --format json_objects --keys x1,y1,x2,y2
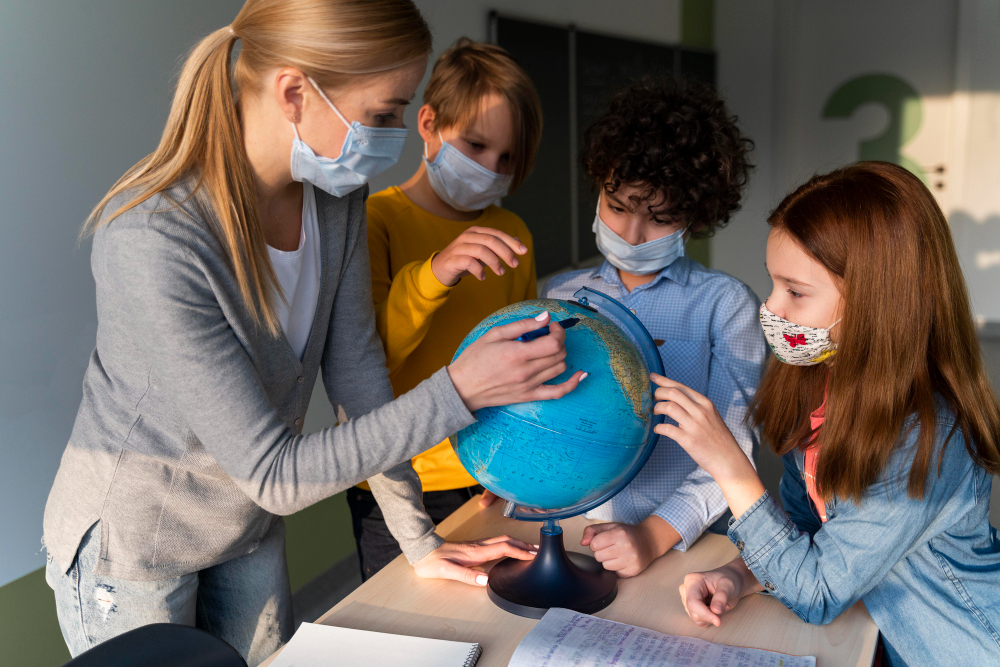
[{"x1": 487, "y1": 519, "x2": 617, "y2": 619}]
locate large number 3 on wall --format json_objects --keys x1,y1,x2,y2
[{"x1": 822, "y1": 73, "x2": 926, "y2": 183}]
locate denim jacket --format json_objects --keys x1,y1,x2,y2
[{"x1": 728, "y1": 407, "x2": 1000, "y2": 666}]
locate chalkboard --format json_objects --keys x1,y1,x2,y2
[
  {"x1": 493, "y1": 13, "x2": 717, "y2": 275},
  {"x1": 493, "y1": 16, "x2": 572, "y2": 277}
]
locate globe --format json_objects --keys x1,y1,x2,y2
[{"x1": 451, "y1": 295, "x2": 656, "y2": 513}]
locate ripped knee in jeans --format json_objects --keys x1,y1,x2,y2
[{"x1": 94, "y1": 584, "x2": 117, "y2": 620}]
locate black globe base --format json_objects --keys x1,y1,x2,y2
[{"x1": 486, "y1": 520, "x2": 617, "y2": 619}]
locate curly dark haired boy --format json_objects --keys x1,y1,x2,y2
[{"x1": 544, "y1": 77, "x2": 768, "y2": 578}]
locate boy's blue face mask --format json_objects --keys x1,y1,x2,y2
[
  {"x1": 592, "y1": 195, "x2": 686, "y2": 275},
  {"x1": 423, "y1": 133, "x2": 513, "y2": 212},
  {"x1": 290, "y1": 77, "x2": 408, "y2": 198}
]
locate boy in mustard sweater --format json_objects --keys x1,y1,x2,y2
[{"x1": 349, "y1": 38, "x2": 542, "y2": 579}]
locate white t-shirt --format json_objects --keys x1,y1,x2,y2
[{"x1": 267, "y1": 182, "x2": 321, "y2": 360}]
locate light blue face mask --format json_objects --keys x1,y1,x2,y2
[
  {"x1": 290, "y1": 77, "x2": 408, "y2": 198},
  {"x1": 423, "y1": 133, "x2": 513, "y2": 212},
  {"x1": 592, "y1": 195, "x2": 686, "y2": 275}
]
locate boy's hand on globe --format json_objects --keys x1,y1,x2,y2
[
  {"x1": 431, "y1": 226, "x2": 528, "y2": 287},
  {"x1": 581, "y1": 516, "x2": 679, "y2": 578},
  {"x1": 679, "y1": 558, "x2": 759, "y2": 628},
  {"x1": 448, "y1": 311, "x2": 587, "y2": 412},
  {"x1": 413, "y1": 536, "x2": 537, "y2": 586}
]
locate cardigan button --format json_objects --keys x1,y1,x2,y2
[
  {"x1": 297, "y1": 376, "x2": 305, "y2": 384},
  {"x1": 764, "y1": 581, "x2": 775, "y2": 591},
  {"x1": 294, "y1": 418, "x2": 302, "y2": 427},
  {"x1": 736, "y1": 541, "x2": 745, "y2": 552}
]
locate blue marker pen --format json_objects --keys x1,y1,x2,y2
[{"x1": 516, "y1": 317, "x2": 580, "y2": 343}]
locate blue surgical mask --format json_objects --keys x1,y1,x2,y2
[
  {"x1": 290, "y1": 77, "x2": 408, "y2": 198},
  {"x1": 424, "y1": 134, "x2": 513, "y2": 212},
  {"x1": 592, "y1": 195, "x2": 686, "y2": 275}
]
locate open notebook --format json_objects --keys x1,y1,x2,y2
[
  {"x1": 268, "y1": 622, "x2": 482, "y2": 667},
  {"x1": 509, "y1": 609, "x2": 816, "y2": 667}
]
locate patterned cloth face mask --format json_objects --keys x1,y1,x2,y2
[
  {"x1": 759, "y1": 301, "x2": 840, "y2": 365},
  {"x1": 290, "y1": 77, "x2": 408, "y2": 198}
]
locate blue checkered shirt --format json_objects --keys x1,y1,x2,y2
[{"x1": 543, "y1": 256, "x2": 767, "y2": 550}]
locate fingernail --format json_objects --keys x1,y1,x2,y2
[
  {"x1": 580, "y1": 372, "x2": 589, "y2": 381},
  {"x1": 476, "y1": 574, "x2": 488, "y2": 586},
  {"x1": 534, "y1": 311, "x2": 549, "y2": 321},
  {"x1": 520, "y1": 245, "x2": 527, "y2": 252},
  {"x1": 499, "y1": 267, "x2": 505, "y2": 275},
  {"x1": 529, "y1": 550, "x2": 538, "y2": 555}
]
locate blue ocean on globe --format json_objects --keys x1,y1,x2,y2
[{"x1": 451, "y1": 298, "x2": 653, "y2": 510}]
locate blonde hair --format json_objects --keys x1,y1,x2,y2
[
  {"x1": 83, "y1": 0, "x2": 432, "y2": 335},
  {"x1": 423, "y1": 38, "x2": 542, "y2": 193}
]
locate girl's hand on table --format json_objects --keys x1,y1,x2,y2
[
  {"x1": 679, "y1": 559, "x2": 758, "y2": 628},
  {"x1": 651, "y1": 373, "x2": 765, "y2": 517},
  {"x1": 412, "y1": 536, "x2": 537, "y2": 586}
]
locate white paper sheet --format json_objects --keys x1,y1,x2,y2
[
  {"x1": 268, "y1": 622, "x2": 482, "y2": 667},
  {"x1": 508, "y1": 608, "x2": 815, "y2": 667}
]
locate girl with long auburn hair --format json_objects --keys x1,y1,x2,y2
[
  {"x1": 42, "y1": 1, "x2": 582, "y2": 663},
  {"x1": 652, "y1": 162, "x2": 1000, "y2": 666}
]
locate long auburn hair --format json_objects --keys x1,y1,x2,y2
[
  {"x1": 750, "y1": 161, "x2": 1000, "y2": 501},
  {"x1": 81, "y1": 0, "x2": 432, "y2": 335}
]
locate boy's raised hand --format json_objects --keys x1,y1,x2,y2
[
  {"x1": 580, "y1": 516, "x2": 680, "y2": 578},
  {"x1": 431, "y1": 226, "x2": 528, "y2": 287}
]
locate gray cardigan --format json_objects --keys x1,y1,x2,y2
[{"x1": 43, "y1": 179, "x2": 474, "y2": 580}]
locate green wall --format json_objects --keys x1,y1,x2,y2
[
  {"x1": 0, "y1": 568, "x2": 71, "y2": 667},
  {"x1": 284, "y1": 492, "x2": 356, "y2": 593}
]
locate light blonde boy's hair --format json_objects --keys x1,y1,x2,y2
[{"x1": 424, "y1": 38, "x2": 542, "y2": 193}]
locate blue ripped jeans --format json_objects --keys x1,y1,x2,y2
[{"x1": 45, "y1": 520, "x2": 292, "y2": 667}]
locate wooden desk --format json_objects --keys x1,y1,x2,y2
[{"x1": 263, "y1": 498, "x2": 877, "y2": 666}]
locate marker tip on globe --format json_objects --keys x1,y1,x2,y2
[{"x1": 516, "y1": 317, "x2": 580, "y2": 342}]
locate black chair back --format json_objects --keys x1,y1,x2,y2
[{"x1": 62, "y1": 623, "x2": 248, "y2": 667}]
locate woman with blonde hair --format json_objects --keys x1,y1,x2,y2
[{"x1": 42, "y1": 1, "x2": 582, "y2": 663}]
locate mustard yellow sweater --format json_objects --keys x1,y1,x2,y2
[{"x1": 365, "y1": 186, "x2": 537, "y2": 491}]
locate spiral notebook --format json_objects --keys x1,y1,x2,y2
[
  {"x1": 508, "y1": 609, "x2": 815, "y2": 667},
  {"x1": 268, "y1": 622, "x2": 482, "y2": 667}
]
